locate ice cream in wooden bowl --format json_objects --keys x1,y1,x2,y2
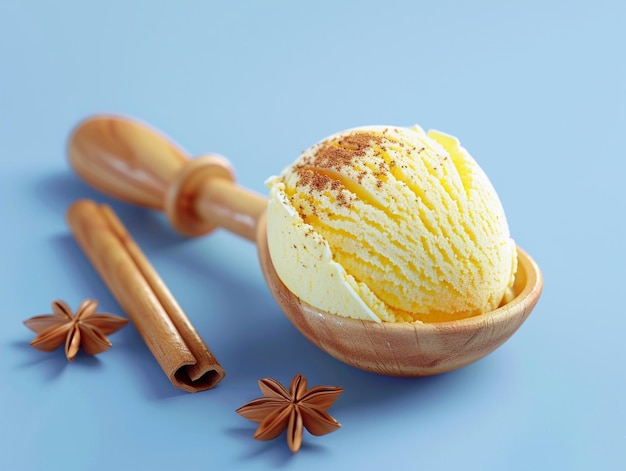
[{"x1": 69, "y1": 117, "x2": 542, "y2": 376}]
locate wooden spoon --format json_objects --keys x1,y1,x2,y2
[{"x1": 68, "y1": 115, "x2": 543, "y2": 376}]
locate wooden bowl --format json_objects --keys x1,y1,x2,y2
[{"x1": 257, "y1": 216, "x2": 542, "y2": 376}]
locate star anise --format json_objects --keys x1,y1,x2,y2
[
  {"x1": 236, "y1": 374, "x2": 343, "y2": 453},
  {"x1": 24, "y1": 299, "x2": 128, "y2": 362}
]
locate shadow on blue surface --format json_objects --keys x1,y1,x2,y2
[
  {"x1": 33, "y1": 171, "x2": 188, "y2": 249},
  {"x1": 225, "y1": 425, "x2": 330, "y2": 465},
  {"x1": 12, "y1": 338, "x2": 104, "y2": 380}
]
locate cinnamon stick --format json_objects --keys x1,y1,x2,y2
[{"x1": 67, "y1": 199, "x2": 225, "y2": 392}]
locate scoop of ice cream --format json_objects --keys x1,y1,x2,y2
[{"x1": 266, "y1": 125, "x2": 517, "y2": 323}]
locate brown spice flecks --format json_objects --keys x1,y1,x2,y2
[
  {"x1": 336, "y1": 191, "x2": 350, "y2": 207},
  {"x1": 374, "y1": 159, "x2": 388, "y2": 177},
  {"x1": 288, "y1": 131, "x2": 395, "y2": 214},
  {"x1": 310, "y1": 201, "x2": 319, "y2": 216},
  {"x1": 296, "y1": 168, "x2": 333, "y2": 192},
  {"x1": 294, "y1": 132, "x2": 383, "y2": 193}
]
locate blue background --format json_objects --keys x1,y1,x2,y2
[{"x1": 1, "y1": 1, "x2": 624, "y2": 470}]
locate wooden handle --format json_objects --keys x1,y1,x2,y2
[{"x1": 68, "y1": 115, "x2": 267, "y2": 240}]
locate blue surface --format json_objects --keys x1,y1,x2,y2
[{"x1": 1, "y1": 1, "x2": 624, "y2": 470}]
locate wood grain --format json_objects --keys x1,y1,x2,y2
[{"x1": 68, "y1": 115, "x2": 266, "y2": 239}]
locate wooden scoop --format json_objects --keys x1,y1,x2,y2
[{"x1": 68, "y1": 115, "x2": 543, "y2": 376}]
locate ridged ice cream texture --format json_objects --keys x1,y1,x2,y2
[{"x1": 266, "y1": 125, "x2": 517, "y2": 323}]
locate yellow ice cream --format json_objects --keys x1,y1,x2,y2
[{"x1": 266, "y1": 125, "x2": 517, "y2": 323}]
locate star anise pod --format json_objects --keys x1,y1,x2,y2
[
  {"x1": 24, "y1": 299, "x2": 128, "y2": 362},
  {"x1": 236, "y1": 374, "x2": 343, "y2": 453}
]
